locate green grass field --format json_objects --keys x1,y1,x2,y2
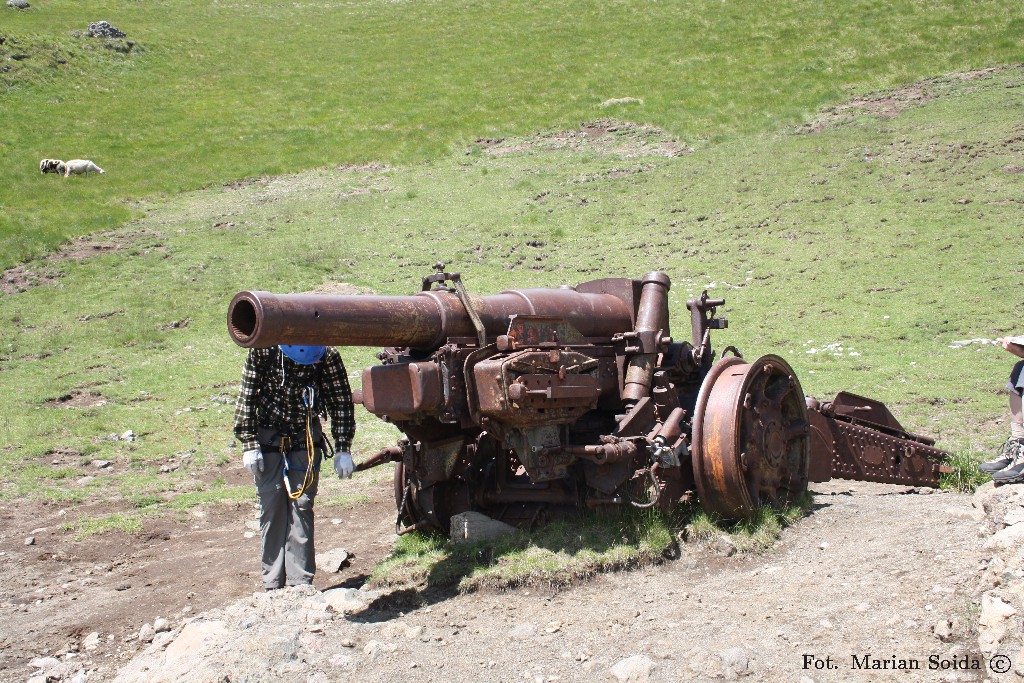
[
  {"x1": 2, "y1": 0, "x2": 1021, "y2": 266},
  {"x1": 1, "y1": 1, "x2": 1022, "y2": 551}
]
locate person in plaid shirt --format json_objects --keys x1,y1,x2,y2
[{"x1": 234, "y1": 344, "x2": 356, "y2": 590}]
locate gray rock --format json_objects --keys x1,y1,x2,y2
[
  {"x1": 153, "y1": 617, "x2": 170, "y2": 633},
  {"x1": 7, "y1": 0, "x2": 30, "y2": 9},
  {"x1": 29, "y1": 656, "x2": 61, "y2": 670},
  {"x1": 92, "y1": 459, "x2": 112, "y2": 469},
  {"x1": 88, "y1": 21, "x2": 126, "y2": 38},
  {"x1": 610, "y1": 654, "x2": 655, "y2": 682},
  {"x1": 71, "y1": 671, "x2": 88, "y2": 683},
  {"x1": 82, "y1": 631, "x2": 100, "y2": 651},
  {"x1": 323, "y1": 587, "x2": 377, "y2": 613},
  {"x1": 24, "y1": 536, "x2": 35, "y2": 546},
  {"x1": 720, "y1": 647, "x2": 749, "y2": 680},
  {"x1": 449, "y1": 511, "x2": 516, "y2": 544},
  {"x1": 715, "y1": 535, "x2": 737, "y2": 557},
  {"x1": 933, "y1": 619, "x2": 953, "y2": 641},
  {"x1": 317, "y1": 547, "x2": 350, "y2": 573},
  {"x1": 138, "y1": 622, "x2": 155, "y2": 643},
  {"x1": 509, "y1": 622, "x2": 538, "y2": 639}
]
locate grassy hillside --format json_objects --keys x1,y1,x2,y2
[
  {"x1": 2, "y1": 0, "x2": 1021, "y2": 267},
  {"x1": 1, "y1": 66, "x2": 1022, "y2": 528}
]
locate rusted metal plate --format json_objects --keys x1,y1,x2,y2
[
  {"x1": 505, "y1": 315, "x2": 587, "y2": 348},
  {"x1": 826, "y1": 418, "x2": 948, "y2": 487},
  {"x1": 361, "y1": 362, "x2": 442, "y2": 418}
]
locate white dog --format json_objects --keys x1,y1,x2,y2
[{"x1": 64, "y1": 159, "x2": 105, "y2": 177}]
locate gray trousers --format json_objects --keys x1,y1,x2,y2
[{"x1": 255, "y1": 429, "x2": 323, "y2": 589}]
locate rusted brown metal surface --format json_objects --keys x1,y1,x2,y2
[
  {"x1": 807, "y1": 393, "x2": 952, "y2": 487},
  {"x1": 228, "y1": 265, "x2": 952, "y2": 531}
]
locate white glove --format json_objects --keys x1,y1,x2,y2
[
  {"x1": 243, "y1": 448, "x2": 264, "y2": 475},
  {"x1": 333, "y1": 451, "x2": 354, "y2": 479}
]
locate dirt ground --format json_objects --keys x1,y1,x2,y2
[
  {"x1": 0, "y1": 474, "x2": 987, "y2": 683},
  {"x1": 0, "y1": 463, "x2": 397, "y2": 682}
]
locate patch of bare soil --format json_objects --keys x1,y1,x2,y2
[
  {"x1": 45, "y1": 390, "x2": 108, "y2": 409},
  {"x1": 0, "y1": 471, "x2": 396, "y2": 683},
  {"x1": 304, "y1": 281, "x2": 377, "y2": 296},
  {"x1": 477, "y1": 118, "x2": 693, "y2": 159},
  {"x1": 800, "y1": 65, "x2": 1020, "y2": 134},
  {"x1": 0, "y1": 265, "x2": 61, "y2": 294},
  {"x1": 1, "y1": 229, "x2": 166, "y2": 296}
]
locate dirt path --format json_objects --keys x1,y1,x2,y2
[
  {"x1": 2, "y1": 477, "x2": 984, "y2": 683},
  {"x1": 315, "y1": 479, "x2": 983, "y2": 683}
]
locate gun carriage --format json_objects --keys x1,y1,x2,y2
[{"x1": 228, "y1": 266, "x2": 950, "y2": 533}]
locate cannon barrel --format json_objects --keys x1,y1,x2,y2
[{"x1": 228, "y1": 283, "x2": 638, "y2": 349}]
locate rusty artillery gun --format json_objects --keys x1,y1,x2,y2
[{"x1": 227, "y1": 266, "x2": 951, "y2": 533}]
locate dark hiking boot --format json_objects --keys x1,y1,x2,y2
[
  {"x1": 979, "y1": 437, "x2": 1024, "y2": 474},
  {"x1": 991, "y1": 439, "x2": 1024, "y2": 484}
]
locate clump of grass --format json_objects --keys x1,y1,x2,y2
[
  {"x1": 318, "y1": 492, "x2": 372, "y2": 508},
  {"x1": 369, "y1": 507, "x2": 675, "y2": 593},
  {"x1": 683, "y1": 493, "x2": 813, "y2": 553},
  {"x1": 940, "y1": 449, "x2": 990, "y2": 493},
  {"x1": 60, "y1": 512, "x2": 144, "y2": 540}
]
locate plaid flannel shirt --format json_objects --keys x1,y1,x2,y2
[{"x1": 233, "y1": 347, "x2": 355, "y2": 453}]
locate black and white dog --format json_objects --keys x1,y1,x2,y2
[{"x1": 40, "y1": 158, "x2": 66, "y2": 175}]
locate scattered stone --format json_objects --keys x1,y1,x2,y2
[
  {"x1": 244, "y1": 520, "x2": 260, "y2": 531},
  {"x1": 71, "y1": 671, "x2": 88, "y2": 683},
  {"x1": 819, "y1": 541, "x2": 829, "y2": 550},
  {"x1": 7, "y1": 0, "x2": 30, "y2": 8},
  {"x1": 715, "y1": 535, "x2": 737, "y2": 557},
  {"x1": 984, "y1": 523, "x2": 1024, "y2": 550},
  {"x1": 153, "y1": 616, "x2": 171, "y2": 633},
  {"x1": 449, "y1": 511, "x2": 516, "y2": 544},
  {"x1": 24, "y1": 536, "x2": 35, "y2": 546},
  {"x1": 322, "y1": 587, "x2": 378, "y2": 613},
  {"x1": 29, "y1": 656, "x2": 61, "y2": 670},
  {"x1": 610, "y1": 654, "x2": 655, "y2": 683},
  {"x1": 92, "y1": 459, "x2": 112, "y2": 469},
  {"x1": 120, "y1": 429, "x2": 136, "y2": 442},
  {"x1": 329, "y1": 653, "x2": 354, "y2": 668},
  {"x1": 980, "y1": 594, "x2": 1016, "y2": 627},
  {"x1": 720, "y1": 647, "x2": 750, "y2": 680},
  {"x1": 933, "y1": 619, "x2": 953, "y2": 641},
  {"x1": 88, "y1": 21, "x2": 126, "y2": 38},
  {"x1": 138, "y1": 622, "x2": 155, "y2": 643},
  {"x1": 510, "y1": 622, "x2": 538, "y2": 639},
  {"x1": 82, "y1": 632, "x2": 100, "y2": 651},
  {"x1": 317, "y1": 547, "x2": 350, "y2": 573}
]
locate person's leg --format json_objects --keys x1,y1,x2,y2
[
  {"x1": 256, "y1": 449, "x2": 288, "y2": 590},
  {"x1": 980, "y1": 362, "x2": 1024, "y2": 475},
  {"x1": 1011, "y1": 390, "x2": 1023, "y2": 438},
  {"x1": 988, "y1": 362, "x2": 1024, "y2": 481},
  {"x1": 284, "y1": 449, "x2": 320, "y2": 586}
]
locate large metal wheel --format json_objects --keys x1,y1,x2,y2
[{"x1": 692, "y1": 354, "x2": 810, "y2": 519}]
